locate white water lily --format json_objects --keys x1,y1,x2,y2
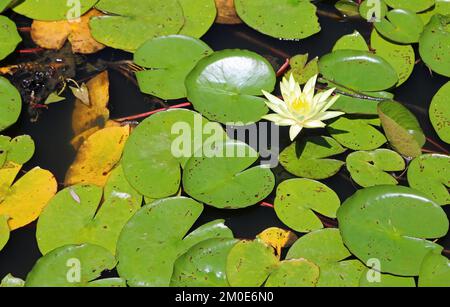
[{"x1": 262, "y1": 74, "x2": 344, "y2": 141}]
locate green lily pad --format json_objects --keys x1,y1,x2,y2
[
  {"x1": 265, "y1": 259, "x2": 320, "y2": 287},
  {"x1": 134, "y1": 35, "x2": 213, "y2": 100},
  {"x1": 279, "y1": 136, "x2": 346, "y2": 180},
  {"x1": 359, "y1": 269, "x2": 416, "y2": 287},
  {"x1": 0, "y1": 215, "x2": 9, "y2": 251},
  {"x1": 0, "y1": 0, "x2": 16, "y2": 13},
  {"x1": 122, "y1": 109, "x2": 226, "y2": 199},
  {"x1": 337, "y1": 185, "x2": 449, "y2": 276},
  {"x1": 183, "y1": 140, "x2": 275, "y2": 209},
  {"x1": 346, "y1": 149, "x2": 405, "y2": 187},
  {"x1": 0, "y1": 135, "x2": 35, "y2": 166},
  {"x1": 186, "y1": 49, "x2": 276, "y2": 124},
  {"x1": 333, "y1": 31, "x2": 369, "y2": 51},
  {"x1": 171, "y1": 238, "x2": 238, "y2": 287},
  {"x1": 90, "y1": 0, "x2": 185, "y2": 51},
  {"x1": 371, "y1": 29, "x2": 415, "y2": 86},
  {"x1": 116, "y1": 197, "x2": 233, "y2": 287},
  {"x1": 285, "y1": 54, "x2": 319, "y2": 85},
  {"x1": 36, "y1": 166, "x2": 142, "y2": 255},
  {"x1": 418, "y1": 252, "x2": 450, "y2": 287},
  {"x1": 430, "y1": 81, "x2": 450, "y2": 143},
  {"x1": 384, "y1": 0, "x2": 435, "y2": 13},
  {"x1": 286, "y1": 228, "x2": 365, "y2": 287},
  {"x1": 418, "y1": 0, "x2": 450, "y2": 25},
  {"x1": 25, "y1": 244, "x2": 117, "y2": 287},
  {"x1": 335, "y1": 0, "x2": 360, "y2": 17},
  {"x1": 234, "y1": 0, "x2": 320, "y2": 39},
  {"x1": 330, "y1": 90, "x2": 392, "y2": 115},
  {"x1": 378, "y1": 100, "x2": 426, "y2": 158},
  {"x1": 13, "y1": 0, "x2": 97, "y2": 21},
  {"x1": 375, "y1": 9, "x2": 424, "y2": 43},
  {"x1": 87, "y1": 278, "x2": 127, "y2": 287},
  {"x1": 178, "y1": 0, "x2": 217, "y2": 37},
  {"x1": 0, "y1": 274, "x2": 25, "y2": 287},
  {"x1": 319, "y1": 49, "x2": 398, "y2": 92},
  {"x1": 359, "y1": 0, "x2": 388, "y2": 21},
  {"x1": 226, "y1": 239, "x2": 279, "y2": 287},
  {"x1": 328, "y1": 116, "x2": 387, "y2": 150},
  {"x1": 419, "y1": 14, "x2": 450, "y2": 77},
  {"x1": 0, "y1": 16, "x2": 21, "y2": 61},
  {"x1": 0, "y1": 76, "x2": 22, "y2": 132},
  {"x1": 274, "y1": 179, "x2": 341, "y2": 233},
  {"x1": 407, "y1": 154, "x2": 450, "y2": 206}
]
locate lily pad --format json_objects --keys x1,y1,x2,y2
[
  {"x1": 337, "y1": 185, "x2": 449, "y2": 276},
  {"x1": 134, "y1": 35, "x2": 213, "y2": 100},
  {"x1": 257, "y1": 227, "x2": 297, "y2": 258},
  {"x1": 171, "y1": 238, "x2": 238, "y2": 287},
  {"x1": 25, "y1": 244, "x2": 116, "y2": 287},
  {"x1": 116, "y1": 197, "x2": 233, "y2": 287},
  {"x1": 407, "y1": 154, "x2": 450, "y2": 206},
  {"x1": 375, "y1": 9, "x2": 424, "y2": 43},
  {"x1": 330, "y1": 90, "x2": 392, "y2": 115},
  {"x1": 0, "y1": 135, "x2": 35, "y2": 166},
  {"x1": 286, "y1": 228, "x2": 365, "y2": 287},
  {"x1": 285, "y1": 54, "x2": 319, "y2": 85},
  {"x1": 90, "y1": 0, "x2": 185, "y2": 51},
  {"x1": 0, "y1": 274, "x2": 25, "y2": 287},
  {"x1": 335, "y1": 0, "x2": 360, "y2": 18},
  {"x1": 226, "y1": 239, "x2": 279, "y2": 287},
  {"x1": 0, "y1": 16, "x2": 21, "y2": 61},
  {"x1": 378, "y1": 100, "x2": 425, "y2": 158},
  {"x1": 384, "y1": 0, "x2": 435, "y2": 13},
  {"x1": 186, "y1": 49, "x2": 276, "y2": 124},
  {"x1": 0, "y1": 0, "x2": 15, "y2": 13},
  {"x1": 419, "y1": 14, "x2": 450, "y2": 77},
  {"x1": 279, "y1": 136, "x2": 346, "y2": 180},
  {"x1": 0, "y1": 77, "x2": 22, "y2": 133},
  {"x1": 328, "y1": 116, "x2": 387, "y2": 150},
  {"x1": 359, "y1": 269, "x2": 416, "y2": 287},
  {"x1": 87, "y1": 278, "x2": 127, "y2": 287},
  {"x1": 418, "y1": 0, "x2": 450, "y2": 25},
  {"x1": 359, "y1": 0, "x2": 388, "y2": 22},
  {"x1": 122, "y1": 109, "x2": 226, "y2": 199},
  {"x1": 319, "y1": 49, "x2": 398, "y2": 92},
  {"x1": 274, "y1": 179, "x2": 341, "y2": 233},
  {"x1": 371, "y1": 29, "x2": 415, "y2": 86},
  {"x1": 346, "y1": 149, "x2": 405, "y2": 187},
  {"x1": 418, "y1": 252, "x2": 450, "y2": 287},
  {"x1": 37, "y1": 166, "x2": 142, "y2": 255},
  {"x1": 183, "y1": 140, "x2": 275, "y2": 209},
  {"x1": 0, "y1": 215, "x2": 9, "y2": 251},
  {"x1": 178, "y1": 0, "x2": 217, "y2": 37},
  {"x1": 265, "y1": 259, "x2": 320, "y2": 287},
  {"x1": 430, "y1": 82, "x2": 450, "y2": 143},
  {"x1": 333, "y1": 31, "x2": 369, "y2": 51},
  {"x1": 234, "y1": 0, "x2": 320, "y2": 39},
  {"x1": 13, "y1": 0, "x2": 98, "y2": 21}
]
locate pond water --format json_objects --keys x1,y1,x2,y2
[{"x1": 0, "y1": 1, "x2": 449, "y2": 279}]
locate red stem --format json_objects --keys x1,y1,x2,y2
[
  {"x1": 260, "y1": 202, "x2": 274, "y2": 208},
  {"x1": 114, "y1": 102, "x2": 192, "y2": 122},
  {"x1": 276, "y1": 58, "x2": 290, "y2": 77},
  {"x1": 18, "y1": 26, "x2": 31, "y2": 32},
  {"x1": 17, "y1": 48, "x2": 45, "y2": 54},
  {"x1": 426, "y1": 137, "x2": 449, "y2": 155}
]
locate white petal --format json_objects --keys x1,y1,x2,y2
[
  {"x1": 315, "y1": 111, "x2": 345, "y2": 121},
  {"x1": 321, "y1": 95, "x2": 341, "y2": 112},
  {"x1": 303, "y1": 120, "x2": 326, "y2": 128},
  {"x1": 289, "y1": 125, "x2": 303, "y2": 141},
  {"x1": 262, "y1": 114, "x2": 297, "y2": 126},
  {"x1": 302, "y1": 74, "x2": 317, "y2": 101},
  {"x1": 318, "y1": 88, "x2": 335, "y2": 103}
]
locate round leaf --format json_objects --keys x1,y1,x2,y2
[
  {"x1": 279, "y1": 136, "x2": 346, "y2": 180},
  {"x1": 430, "y1": 81, "x2": 450, "y2": 143},
  {"x1": 183, "y1": 140, "x2": 275, "y2": 209},
  {"x1": 333, "y1": 31, "x2": 369, "y2": 51},
  {"x1": 319, "y1": 49, "x2": 398, "y2": 92},
  {"x1": 384, "y1": 0, "x2": 435, "y2": 13},
  {"x1": 25, "y1": 244, "x2": 116, "y2": 287},
  {"x1": 285, "y1": 54, "x2": 319, "y2": 85},
  {"x1": 234, "y1": 0, "x2": 320, "y2": 39},
  {"x1": 0, "y1": 16, "x2": 21, "y2": 61},
  {"x1": 178, "y1": 0, "x2": 217, "y2": 37},
  {"x1": 2, "y1": 135, "x2": 35, "y2": 165},
  {"x1": 374, "y1": 9, "x2": 424, "y2": 43},
  {"x1": 418, "y1": 252, "x2": 450, "y2": 287},
  {"x1": 346, "y1": 149, "x2": 405, "y2": 187},
  {"x1": 13, "y1": 0, "x2": 97, "y2": 21},
  {"x1": 0, "y1": 76, "x2": 22, "y2": 133},
  {"x1": 316, "y1": 260, "x2": 366, "y2": 287},
  {"x1": 226, "y1": 239, "x2": 278, "y2": 287},
  {"x1": 186, "y1": 49, "x2": 276, "y2": 124},
  {"x1": 90, "y1": 0, "x2": 185, "y2": 51},
  {"x1": 407, "y1": 154, "x2": 450, "y2": 206},
  {"x1": 171, "y1": 238, "x2": 238, "y2": 287},
  {"x1": 134, "y1": 35, "x2": 213, "y2": 100},
  {"x1": 359, "y1": 269, "x2": 416, "y2": 287},
  {"x1": 265, "y1": 259, "x2": 319, "y2": 287},
  {"x1": 378, "y1": 100, "x2": 426, "y2": 158},
  {"x1": 274, "y1": 179, "x2": 341, "y2": 233},
  {"x1": 328, "y1": 117, "x2": 387, "y2": 150},
  {"x1": 116, "y1": 197, "x2": 233, "y2": 287},
  {"x1": 337, "y1": 185, "x2": 449, "y2": 276}
]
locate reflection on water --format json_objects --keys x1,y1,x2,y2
[{"x1": 0, "y1": 2, "x2": 449, "y2": 279}]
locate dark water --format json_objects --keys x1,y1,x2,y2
[{"x1": 0, "y1": 2, "x2": 449, "y2": 280}]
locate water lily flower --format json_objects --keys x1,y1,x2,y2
[{"x1": 262, "y1": 74, "x2": 344, "y2": 141}]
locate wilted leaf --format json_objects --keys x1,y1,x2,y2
[
  {"x1": 65, "y1": 126, "x2": 130, "y2": 187},
  {"x1": 70, "y1": 83, "x2": 90, "y2": 106},
  {"x1": 215, "y1": 0, "x2": 241, "y2": 24},
  {"x1": 257, "y1": 227, "x2": 298, "y2": 258}
]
